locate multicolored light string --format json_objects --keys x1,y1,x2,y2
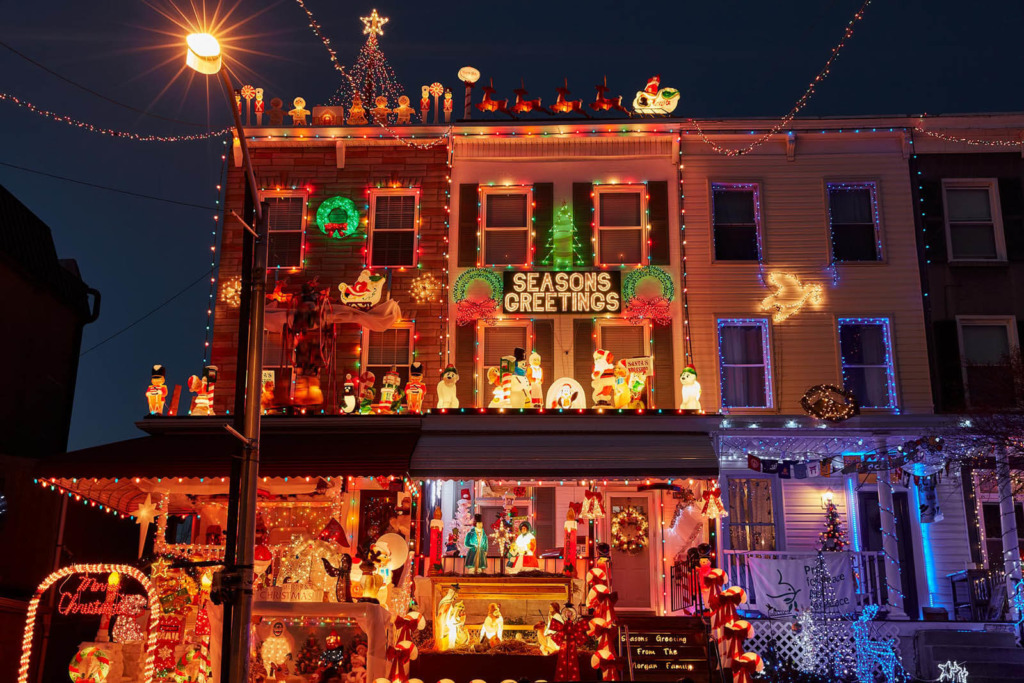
[
  {"x1": 291, "y1": 0, "x2": 353, "y2": 88},
  {"x1": 327, "y1": 11, "x2": 404, "y2": 109},
  {"x1": 914, "y1": 119, "x2": 1024, "y2": 148},
  {"x1": 688, "y1": 0, "x2": 874, "y2": 156},
  {"x1": 204, "y1": 140, "x2": 230, "y2": 364},
  {"x1": 0, "y1": 91, "x2": 232, "y2": 142}
]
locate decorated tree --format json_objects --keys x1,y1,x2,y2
[
  {"x1": 817, "y1": 496, "x2": 848, "y2": 552},
  {"x1": 296, "y1": 632, "x2": 322, "y2": 674},
  {"x1": 541, "y1": 202, "x2": 587, "y2": 270},
  {"x1": 329, "y1": 10, "x2": 404, "y2": 113},
  {"x1": 798, "y1": 552, "x2": 854, "y2": 678}
]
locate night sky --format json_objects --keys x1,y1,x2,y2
[{"x1": 1, "y1": 1, "x2": 1020, "y2": 451}]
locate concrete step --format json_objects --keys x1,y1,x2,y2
[{"x1": 915, "y1": 628, "x2": 1018, "y2": 649}]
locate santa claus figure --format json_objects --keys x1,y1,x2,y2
[
  {"x1": 508, "y1": 521, "x2": 539, "y2": 574},
  {"x1": 591, "y1": 350, "x2": 616, "y2": 407},
  {"x1": 147, "y1": 364, "x2": 168, "y2": 415},
  {"x1": 187, "y1": 365, "x2": 217, "y2": 416},
  {"x1": 644, "y1": 75, "x2": 661, "y2": 95}
]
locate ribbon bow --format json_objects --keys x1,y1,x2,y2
[
  {"x1": 385, "y1": 640, "x2": 417, "y2": 683},
  {"x1": 722, "y1": 620, "x2": 755, "y2": 666},
  {"x1": 702, "y1": 568, "x2": 728, "y2": 610},
  {"x1": 701, "y1": 488, "x2": 724, "y2": 515},
  {"x1": 587, "y1": 616, "x2": 617, "y2": 640},
  {"x1": 713, "y1": 586, "x2": 747, "y2": 631},
  {"x1": 580, "y1": 489, "x2": 606, "y2": 519},
  {"x1": 587, "y1": 585, "x2": 619, "y2": 622},
  {"x1": 394, "y1": 611, "x2": 426, "y2": 642},
  {"x1": 731, "y1": 652, "x2": 764, "y2": 683},
  {"x1": 591, "y1": 647, "x2": 620, "y2": 681}
]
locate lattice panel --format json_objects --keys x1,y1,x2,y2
[{"x1": 748, "y1": 619, "x2": 902, "y2": 674}]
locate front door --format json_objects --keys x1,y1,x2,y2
[
  {"x1": 859, "y1": 491, "x2": 920, "y2": 619},
  {"x1": 607, "y1": 495, "x2": 653, "y2": 610}
]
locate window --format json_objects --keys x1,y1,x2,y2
[
  {"x1": 478, "y1": 322, "x2": 531, "y2": 402},
  {"x1": 943, "y1": 179, "x2": 1005, "y2": 261},
  {"x1": 481, "y1": 189, "x2": 532, "y2": 266},
  {"x1": 263, "y1": 193, "x2": 307, "y2": 269},
  {"x1": 838, "y1": 318, "x2": 897, "y2": 409},
  {"x1": 727, "y1": 478, "x2": 777, "y2": 551},
  {"x1": 595, "y1": 185, "x2": 646, "y2": 265},
  {"x1": 958, "y1": 317, "x2": 1019, "y2": 409},
  {"x1": 597, "y1": 320, "x2": 650, "y2": 404},
  {"x1": 369, "y1": 190, "x2": 418, "y2": 267},
  {"x1": 712, "y1": 183, "x2": 761, "y2": 261},
  {"x1": 363, "y1": 324, "x2": 413, "y2": 396},
  {"x1": 981, "y1": 502, "x2": 1024, "y2": 571},
  {"x1": 827, "y1": 182, "x2": 881, "y2": 262},
  {"x1": 718, "y1": 319, "x2": 773, "y2": 409}
]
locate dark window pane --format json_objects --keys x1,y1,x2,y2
[
  {"x1": 375, "y1": 195, "x2": 416, "y2": 230},
  {"x1": 599, "y1": 230, "x2": 643, "y2": 264},
  {"x1": 962, "y1": 325, "x2": 1010, "y2": 364},
  {"x1": 267, "y1": 196, "x2": 305, "y2": 232},
  {"x1": 713, "y1": 188, "x2": 756, "y2": 225},
  {"x1": 486, "y1": 194, "x2": 528, "y2": 227},
  {"x1": 829, "y1": 187, "x2": 873, "y2": 224},
  {"x1": 950, "y1": 224, "x2": 997, "y2": 259},
  {"x1": 720, "y1": 326, "x2": 764, "y2": 365},
  {"x1": 484, "y1": 230, "x2": 529, "y2": 265},
  {"x1": 267, "y1": 232, "x2": 302, "y2": 268},
  {"x1": 723, "y1": 367, "x2": 767, "y2": 407},
  {"x1": 715, "y1": 226, "x2": 759, "y2": 260},
  {"x1": 844, "y1": 367, "x2": 891, "y2": 408},
  {"x1": 947, "y1": 188, "x2": 992, "y2": 221},
  {"x1": 829, "y1": 186, "x2": 879, "y2": 261},
  {"x1": 367, "y1": 328, "x2": 410, "y2": 365},
  {"x1": 832, "y1": 224, "x2": 879, "y2": 261},
  {"x1": 840, "y1": 324, "x2": 886, "y2": 365},
  {"x1": 599, "y1": 193, "x2": 642, "y2": 226},
  {"x1": 371, "y1": 230, "x2": 415, "y2": 266}
]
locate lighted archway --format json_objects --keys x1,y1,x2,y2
[{"x1": 18, "y1": 563, "x2": 159, "y2": 683}]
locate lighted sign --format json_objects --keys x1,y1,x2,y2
[
  {"x1": 502, "y1": 271, "x2": 621, "y2": 314},
  {"x1": 57, "y1": 574, "x2": 141, "y2": 617},
  {"x1": 458, "y1": 66, "x2": 480, "y2": 84}
]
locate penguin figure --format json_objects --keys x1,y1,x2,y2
[{"x1": 341, "y1": 373, "x2": 357, "y2": 414}]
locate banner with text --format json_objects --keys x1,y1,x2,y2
[
  {"x1": 502, "y1": 271, "x2": 621, "y2": 314},
  {"x1": 747, "y1": 553, "x2": 856, "y2": 617}
]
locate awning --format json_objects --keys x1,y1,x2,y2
[{"x1": 410, "y1": 414, "x2": 717, "y2": 477}]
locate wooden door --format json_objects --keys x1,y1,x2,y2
[{"x1": 608, "y1": 495, "x2": 654, "y2": 610}]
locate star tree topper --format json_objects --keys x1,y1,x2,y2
[
  {"x1": 133, "y1": 493, "x2": 158, "y2": 558},
  {"x1": 937, "y1": 661, "x2": 969, "y2": 683},
  {"x1": 361, "y1": 9, "x2": 389, "y2": 37}
]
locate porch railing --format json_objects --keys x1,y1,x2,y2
[{"x1": 718, "y1": 550, "x2": 887, "y2": 611}]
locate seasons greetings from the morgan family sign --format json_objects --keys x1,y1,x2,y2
[{"x1": 502, "y1": 271, "x2": 622, "y2": 314}]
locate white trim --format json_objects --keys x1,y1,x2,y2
[
  {"x1": 710, "y1": 181, "x2": 763, "y2": 263},
  {"x1": 367, "y1": 188, "x2": 420, "y2": 268},
  {"x1": 259, "y1": 189, "x2": 309, "y2": 271},
  {"x1": 361, "y1": 320, "x2": 415, "y2": 381},
  {"x1": 955, "y1": 314, "x2": 1019, "y2": 408},
  {"x1": 941, "y1": 178, "x2": 1007, "y2": 262},
  {"x1": 479, "y1": 186, "x2": 533, "y2": 267},
  {"x1": 593, "y1": 184, "x2": 648, "y2": 266}
]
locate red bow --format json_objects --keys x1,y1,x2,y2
[
  {"x1": 713, "y1": 587, "x2": 746, "y2": 631},
  {"x1": 394, "y1": 611, "x2": 425, "y2": 642},
  {"x1": 702, "y1": 488, "x2": 723, "y2": 514},
  {"x1": 722, "y1": 620, "x2": 754, "y2": 665},
  {"x1": 703, "y1": 569, "x2": 728, "y2": 610},
  {"x1": 456, "y1": 298, "x2": 498, "y2": 326},
  {"x1": 549, "y1": 617, "x2": 587, "y2": 681},
  {"x1": 386, "y1": 640, "x2": 416, "y2": 683},
  {"x1": 591, "y1": 647, "x2": 621, "y2": 681},
  {"x1": 731, "y1": 652, "x2": 764, "y2": 683},
  {"x1": 587, "y1": 585, "x2": 618, "y2": 622}
]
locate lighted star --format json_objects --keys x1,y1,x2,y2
[
  {"x1": 150, "y1": 557, "x2": 172, "y2": 580},
  {"x1": 937, "y1": 660, "x2": 969, "y2": 683},
  {"x1": 134, "y1": 493, "x2": 157, "y2": 526},
  {"x1": 361, "y1": 9, "x2": 388, "y2": 37}
]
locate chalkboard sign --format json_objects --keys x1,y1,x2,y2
[{"x1": 617, "y1": 616, "x2": 711, "y2": 681}]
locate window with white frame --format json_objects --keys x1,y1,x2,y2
[
  {"x1": 982, "y1": 502, "x2": 1024, "y2": 571},
  {"x1": 481, "y1": 189, "x2": 531, "y2": 266},
  {"x1": 478, "y1": 322, "x2": 531, "y2": 402},
  {"x1": 369, "y1": 190, "x2": 418, "y2": 267},
  {"x1": 958, "y1": 317, "x2": 1019, "y2": 409},
  {"x1": 726, "y1": 477, "x2": 777, "y2": 551},
  {"x1": 712, "y1": 183, "x2": 761, "y2": 261},
  {"x1": 827, "y1": 182, "x2": 881, "y2": 262},
  {"x1": 597, "y1": 320, "x2": 649, "y2": 404},
  {"x1": 263, "y1": 193, "x2": 307, "y2": 269},
  {"x1": 838, "y1": 318, "x2": 897, "y2": 409},
  {"x1": 718, "y1": 319, "x2": 772, "y2": 409},
  {"x1": 595, "y1": 185, "x2": 646, "y2": 265},
  {"x1": 363, "y1": 324, "x2": 414, "y2": 395},
  {"x1": 943, "y1": 179, "x2": 1005, "y2": 261}
]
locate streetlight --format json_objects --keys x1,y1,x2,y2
[{"x1": 186, "y1": 32, "x2": 267, "y2": 683}]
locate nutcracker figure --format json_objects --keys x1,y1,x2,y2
[
  {"x1": 443, "y1": 89, "x2": 454, "y2": 123},
  {"x1": 405, "y1": 361, "x2": 426, "y2": 413},
  {"x1": 146, "y1": 364, "x2": 168, "y2": 415},
  {"x1": 419, "y1": 85, "x2": 430, "y2": 123},
  {"x1": 429, "y1": 507, "x2": 445, "y2": 574},
  {"x1": 254, "y1": 88, "x2": 265, "y2": 125}
]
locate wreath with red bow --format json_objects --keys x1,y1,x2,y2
[{"x1": 610, "y1": 505, "x2": 649, "y2": 554}]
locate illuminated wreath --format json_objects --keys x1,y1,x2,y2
[
  {"x1": 316, "y1": 196, "x2": 362, "y2": 240},
  {"x1": 611, "y1": 505, "x2": 649, "y2": 555},
  {"x1": 622, "y1": 266, "x2": 675, "y2": 302},
  {"x1": 453, "y1": 268, "x2": 503, "y2": 303},
  {"x1": 175, "y1": 645, "x2": 211, "y2": 682},
  {"x1": 800, "y1": 384, "x2": 860, "y2": 422},
  {"x1": 69, "y1": 646, "x2": 111, "y2": 683}
]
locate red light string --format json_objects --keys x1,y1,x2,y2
[
  {"x1": 688, "y1": 0, "x2": 874, "y2": 156},
  {"x1": 0, "y1": 91, "x2": 232, "y2": 142},
  {"x1": 913, "y1": 119, "x2": 1023, "y2": 148}
]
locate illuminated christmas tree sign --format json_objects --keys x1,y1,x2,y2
[{"x1": 502, "y1": 271, "x2": 621, "y2": 314}]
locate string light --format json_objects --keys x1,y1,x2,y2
[
  {"x1": 0, "y1": 91, "x2": 232, "y2": 142},
  {"x1": 290, "y1": 0, "x2": 352, "y2": 84},
  {"x1": 760, "y1": 271, "x2": 823, "y2": 323},
  {"x1": 203, "y1": 141, "x2": 229, "y2": 363},
  {"x1": 914, "y1": 119, "x2": 1023, "y2": 148},
  {"x1": 327, "y1": 10, "x2": 403, "y2": 109},
  {"x1": 688, "y1": 0, "x2": 874, "y2": 156}
]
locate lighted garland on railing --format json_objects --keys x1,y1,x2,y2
[{"x1": 0, "y1": 91, "x2": 233, "y2": 142}]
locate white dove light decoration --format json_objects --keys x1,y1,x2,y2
[{"x1": 760, "y1": 271, "x2": 824, "y2": 322}]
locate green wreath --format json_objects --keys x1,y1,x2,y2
[
  {"x1": 453, "y1": 268, "x2": 503, "y2": 303},
  {"x1": 622, "y1": 266, "x2": 675, "y2": 302},
  {"x1": 611, "y1": 505, "x2": 649, "y2": 555},
  {"x1": 316, "y1": 196, "x2": 362, "y2": 240}
]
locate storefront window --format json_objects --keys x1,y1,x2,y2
[{"x1": 727, "y1": 478, "x2": 777, "y2": 551}]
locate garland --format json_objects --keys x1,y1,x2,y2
[
  {"x1": 622, "y1": 266, "x2": 675, "y2": 302},
  {"x1": 453, "y1": 268, "x2": 503, "y2": 303},
  {"x1": 610, "y1": 505, "x2": 649, "y2": 555},
  {"x1": 800, "y1": 384, "x2": 859, "y2": 422},
  {"x1": 315, "y1": 196, "x2": 363, "y2": 241}
]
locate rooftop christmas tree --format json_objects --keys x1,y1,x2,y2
[
  {"x1": 329, "y1": 9, "x2": 404, "y2": 110},
  {"x1": 818, "y1": 493, "x2": 848, "y2": 552}
]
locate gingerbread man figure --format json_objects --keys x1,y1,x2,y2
[
  {"x1": 267, "y1": 98, "x2": 285, "y2": 126},
  {"x1": 288, "y1": 97, "x2": 310, "y2": 126},
  {"x1": 348, "y1": 94, "x2": 367, "y2": 125},
  {"x1": 394, "y1": 95, "x2": 415, "y2": 125},
  {"x1": 371, "y1": 96, "x2": 390, "y2": 125}
]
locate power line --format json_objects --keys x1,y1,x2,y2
[
  {"x1": 0, "y1": 39, "x2": 207, "y2": 127},
  {"x1": 0, "y1": 160, "x2": 218, "y2": 210},
  {"x1": 80, "y1": 269, "x2": 214, "y2": 357}
]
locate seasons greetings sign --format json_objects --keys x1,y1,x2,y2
[{"x1": 502, "y1": 271, "x2": 621, "y2": 314}]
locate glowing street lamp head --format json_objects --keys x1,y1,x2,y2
[{"x1": 186, "y1": 33, "x2": 222, "y2": 74}]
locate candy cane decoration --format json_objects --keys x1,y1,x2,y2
[{"x1": 19, "y1": 564, "x2": 159, "y2": 683}]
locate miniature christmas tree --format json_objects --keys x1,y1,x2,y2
[
  {"x1": 817, "y1": 495, "x2": 848, "y2": 552},
  {"x1": 541, "y1": 202, "x2": 587, "y2": 270},
  {"x1": 329, "y1": 10, "x2": 404, "y2": 111},
  {"x1": 296, "y1": 632, "x2": 322, "y2": 674}
]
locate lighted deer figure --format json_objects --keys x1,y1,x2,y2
[
  {"x1": 476, "y1": 79, "x2": 513, "y2": 118},
  {"x1": 850, "y1": 604, "x2": 901, "y2": 683},
  {"x1": 511, "y1": 80, "x2": 548, "y2": 116},
  {"x1": 590, "y1": 76, "x2": 630, "y2": 116},
  {"x1": 551, "y1": 78, "x2": 589, "y2": 117}
]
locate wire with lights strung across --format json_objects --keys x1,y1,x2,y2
[
  {"x1": 801, "y1": 384, "x2": 859, "y2": 422},
  {"x1": 610, "y1": 504, "x2": 649, "y2": 554}
]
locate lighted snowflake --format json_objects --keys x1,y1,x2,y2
[
  {"x1": 220, "y1": 276, "x2": 242, "y2": 308},
  {"x1": 411, "y1": 272, "x2": 441, "y2": 304},
  {"x1": 938, "y1": 660, "x2": 969, "y2": 683}
]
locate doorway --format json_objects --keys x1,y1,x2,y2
[
  {"x1": 607, "y1": 495, "x2": 653, "y2": 610},
  {"x1": 858, "y1": 491, "x2": 920, "y2": 619}
]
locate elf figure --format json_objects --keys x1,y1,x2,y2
[
  {"x1": 429, "y1": 507, "x2": 445, "y2": 574},
  {"x1": 379, "y1": 366, "x2": 402, "y2": 413},
  {"x1": 187, "y1": 365, "x2": 217, "y2": 416},
  {"x1": 464, "y1": 514, "x2": 488, "y2": 574},
  {"x1": 527, "y1": 351, "x2": 544, "y2": 408},
  {"x1": 146, "y1": 364, "x2": 168, "y2": 415},
  {"x1": 419, "y1": 86, "x2": 431, "y2": 123},
  {"x1": 254, "y1": 88, "x2": 265, "y2": 125},
  {"x1": 341, "y1": 373, "x2": 357, "y2": 414},
  {"x1": 394, "y1": 95, "x2": 415, "y2": 125},
  {"x1": 443, "y1": 89, "x2": 454, "y2": 123},
  {"x1": 436, "y1": 364, "x2": 459, "y2": 409},
  {"x1": 591, "y1": 349, "x2": 616, "y2": 407},
  {"x1": 288, "y1": 97, "x2": 310, "y2": 126},
  {"x1": 371, "y1": 96, "x2": 390, "y2": 125},
  {"x1": 358, "y1": 371, "x2": 376, "y2": 414},
  {"x1": 405, "y1": 361, "x2": 426, "y2": 414},
  {"x1": 347, "y1": 94, "x2": 367, "y2": 125},
  {"x1": 679, "y1": 365, "x2": 702, "y2": 411}
]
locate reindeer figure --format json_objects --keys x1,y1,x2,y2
[
  {"x1": 590, "y1": 76, "x2": 631, "y2": 116},
  {"x1": 550, "y1": 78, "x2": 588, "y2": 117},
  {"x1": 849, "y1": 604, "x2": 900, "y2": 683},
  {"x1": 511, "y1": 79, "x2": 548, "y2": 116},
  {"x1": 476, "y1": 79, "x2": 513, "y2": 118}
]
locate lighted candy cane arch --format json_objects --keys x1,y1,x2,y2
[{"x1": 18, "y1": 564, "x2": 160, "y2": 683}]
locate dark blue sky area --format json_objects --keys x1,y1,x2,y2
[{"x1": 0, "y1": 0, "x2": 1020, "y2": 450}]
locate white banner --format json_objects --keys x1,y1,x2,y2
[{"x1": 747, "y1": 553, "x2": 856, "y2": 618}]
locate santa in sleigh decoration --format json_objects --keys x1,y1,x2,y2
[{"x1": 632, "y1": 75, "x2": 680, "y2": 116}]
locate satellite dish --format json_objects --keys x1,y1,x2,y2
[{"x1": 458, "y1": 66, "x2": 480, "y2": 84}]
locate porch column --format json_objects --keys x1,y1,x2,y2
[
  {"x1": 876, "y1": 438, "x2": 906, "y2": 618},
  {"x1": 996, "y1": 447, "x2": 1022, "y2": 621}
]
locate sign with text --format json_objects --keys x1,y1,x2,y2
[
  {"x1": 748, "y1": 553, "x2": 857, "y2": 618},
  {"x1": 619, "y1": 628, "x2": 706, "y2": 679},
  {"x1": 621, "y1": 356, "x2": 653, "y2": 377},
  {"x1": 502, "y1": 271, "x2": 621, "y2": 314}
]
